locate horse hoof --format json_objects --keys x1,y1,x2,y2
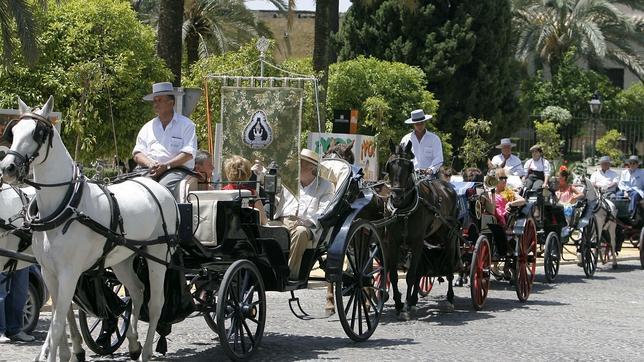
[
  {"x1": 73, "y1": 350, "x2": 86, "y2": 362},
  {"x1": 438, "y1": 300, "x2": 455, "y2": 313},
  {"x1": 612, "y1": 264, "x2": 618, "y2": 270},
  {"x1": 129, "y1": 342, "x2": 142, "y2": 360},
  {"x1": 325, "y1": 308, "x2": 335, "y2": 317}
]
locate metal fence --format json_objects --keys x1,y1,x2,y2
[{"x1": 511, "y1": 114, "x2": 643, "y2": 161}]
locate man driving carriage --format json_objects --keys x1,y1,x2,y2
[
  {"x1": 590, "y1": 156, "x2": 619, "y2": 198},
  {"x1": 274, "y1": 149, "x2": 334, "y2": 280},
  {"x1": 490, "y1": 138, "x2": 526, "y2": 177},
  {"x1": 618, "y1": 155, "x2": 644, "y2": 223},
  {"x1": 132, "y1": 82, "x2": 198, "y2": 199},
  {"x1": 399, "y1": 109, "x2": 443, "y2": 175}
]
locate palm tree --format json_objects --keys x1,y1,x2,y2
[
  {"x1": 157, "y1": 0, "x2": 184, "y2": 85},
  {"x1": 183, "y1": 0, "x2": 281, "y2": 67},
  {"x1": 513, "y1": 0, "x2": 644, "y2": 79},
  {"x1": 0, "y1": 0, "x2": 44, "y2": 66}
]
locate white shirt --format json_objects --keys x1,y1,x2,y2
[
  {"x1": 590, "y1": 169, "x2": 619, "y2": 193},
  {"x1": 400, "y1": 131, "x2": 443, "y2": 173},
  {"x1": 132, "y1": 112, "x2": 197, "y2": 169},
  {"x1": 618, "y1": 168, "x2": 644, "y2": 198},
  {"x1": 275, "y1": 177, "x2": 334, "y2": 227},
  {"x1": 523, "y1": 157, "x2": 551, "y2": 176},
  {"x1": 491, "y1": 153, "x2": 525, "y2": 177}
]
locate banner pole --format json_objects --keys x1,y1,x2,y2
[{"x1": 204, "y1": 78, "x2": 214, "y2": 156}]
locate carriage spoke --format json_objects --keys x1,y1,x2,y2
[
  {"x1": 243, "y1": 285, "x2": 256, "y2": 304},
  {"x1": 357, "y1": 291, "x2": 363, "y2": 335},
  {"x1": 238, "y1": 317, "x2": 247, "y2": 354},
  {"x1": 241, "y1": 319, "x2": 256, "y2": 346},
  {"x1": 350, "y1": 289, "x2": 359, "y2": 330},
  {"x1": 89, "y1": 319, "x2": 101, "y2": 334},
  {"x1": 362, "y1": 288, "x2": 378, "y2": 312},
  {"x1": 344, "y1": 289, "x2": 356, "y2": 315}
]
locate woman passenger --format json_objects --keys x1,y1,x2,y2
[
  {"x1": 493, "y1": 168, "x2": 526, "y2": 226},
  {"x1": 223, "y1": 155, "x2": 268, "y2": 225},
  {"x1": 555, "y1": 167, "x2": 583, "y2": 222}
]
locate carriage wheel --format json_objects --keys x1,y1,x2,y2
[
  {"x1": 335, "y1": 219, "x2": 387, "y2": 342},
  {"x1": 543, "y1": 232, "x2": 561, "y2": 283},
  {"x1": 373, "y1": 258, "x2": 390, "y2": 298},
  {"x1": 418, "y1": 276, "x2": 435, "y2": 298},
  {"x1": 515, "y1": 218, "x2": 537, "y2": 302},
  {"x1": 581, "y1": 217, "x2": 599, "y2": 278},
  {"x1": 22, "y1": 281, "x2": 41, "y2": 334},
  {"x1": 216, "y1": 259, "x2": 266, "y2": 361},
  {"x1": 639, "y1": 228, "x2": 644, "y2": 270},
  {"x1": 202, "y1": 290, "x2": 218, "y2": 333},
  {"x1": 78, "y1": 281, "x2": 132, "y2": 355},
  {"x1": 470, "y1": 235, "x2": 491, "y2": 310}
]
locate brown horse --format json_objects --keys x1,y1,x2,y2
[
  {"x1": 384, "y1": 140, "x2": 461, "y2": 318},
  {"x1": 323, "y1": 138, "x2": 355, "y2": 164}
]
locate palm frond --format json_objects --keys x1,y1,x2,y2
[
  {"x1": 607, "y1": 45, "x2": 644, "y2": 80},
  {"x1": 8, "y1": 0, "x2": 39, "y2": 65},
  {"x1": 577, "y1": 20, "x2": 606, "y2": 57}
]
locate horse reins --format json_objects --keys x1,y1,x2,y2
[{"x1": 4, "y1": 112, "x2": 55, "y2": 181}]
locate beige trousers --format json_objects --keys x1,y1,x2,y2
[{"x1": 281, "y1": 216, "x2": 313, "y2": 279}]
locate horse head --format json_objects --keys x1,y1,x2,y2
[
  {"x1": 386, "y1": 140, "x2": 415, "y2": 206},
  {"x1": 0, "y1": 96, "x2": 55, "y2": 184},
  {"x1": 324, "y1": 138, "x2": 355, "y2": 164}
]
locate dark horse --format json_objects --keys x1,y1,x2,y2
[{"x1": 385, "y1": 140, "x2": 461, "y2": 318}]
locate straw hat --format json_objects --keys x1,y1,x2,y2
[
  {"x1": 627, "y1": 155, "x2": 640, "y2": 164},
  {"x1": 598, "y1": 156, "x2": 611, "y2": 164},
  {"x1": 300, "y1": 148, "x2": 320, "y2": 165},
  {"x1": 143, "y1": 82, "x2": 179, "y2": 101},
  {"x1": 404, "y1": 109, "x2": 433, "y2": 124},
  {"x1": 529, "y1": 144, "x2": 543, "y2": 153},
  {"x1": 495, "y1": 138, "x2": 516, "y2": 149}
]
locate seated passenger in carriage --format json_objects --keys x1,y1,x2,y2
[
  {"x1": 555, "y1": 167, "x2": 583, "y2": 222},
  {"x1": 132, "y1": 82, "x2": 198, "y2": 199},
  {"x1": 399, "y1": 109, "x2": 443, "y2": 175},
  {"x1": 194, "y1": 150, "x2": 214, "y2": 190},
  {"x1": 274, "y1": 149, "x2": 334, "y2": 280},
  {"x1": 222, "y1": 155, "x2": 267, "y2": 225},
  {"x1": 590, "y1": 156, "x2": 619, "y2": 199},
  {"x1": 490, "y1": 138, "x2": 526, "y2": 178},
  {"x1": 492, "y1": 168, "x2": 526, "y2": 227},
  {"x1": 618, "y1": 155, "x2": 644, "y2": 223},
  {"x1": 523, "y1": 144, "x2": 551, "y2": 191}
]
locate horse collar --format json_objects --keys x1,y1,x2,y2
[{"x1": 26, "y1": 167, "x2": 85, "y2": 232}]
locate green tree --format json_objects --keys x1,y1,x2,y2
[
  {"x1": 513, "y1": 0, "x2": 644, "y2": 79},
  {"x1": 459, "y1": 118, "x2": 492, "y2": 168},
  {"x1": 596, "y1": 129, "x2": 624, "y2": 163},
  {"x1": 0, "y1": 0, "x2": 171, "y2": 162},
  {"x1": 157, "y1": 0, "x2": 184, "y2": 85},
  {"x1": 0, "y1": 0, "x2": 46, "y2": 65},
  {"x1": 534, "y1": 119, "x2": 563, "y2": 160},
  {"x1": 336, "y1": 0, "x2": 522, "y2": 149},
  {"x1": 540, "y1": 105, "x2": 572, "y2": 126},
  {"x1": 613, "y1": 83, "x2": 644, "y2": 119}
]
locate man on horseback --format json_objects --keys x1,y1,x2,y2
[
  {"x1": 274, "y1": 149, "x2": 334, "y2": 280},
  {"x1": 490, "y1": 138, "x2": 525, "y2": 177},
  {"x1": 132, "y1": 82, "x2": 198, "y2": 199},
  {"x1": 399, "y1": 109, "x2": 443, "y2": 175},
  {"x1": 618, "y1": 155, "x2": 644, "y2": 223},
  {"x1": 591, "y1": 156, "x2": 619, "y2": 198}
]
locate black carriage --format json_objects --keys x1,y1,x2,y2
[
  {"x1": 76, "y1": 157, "x2": 388, "y2": 361},
  {"x1": 610, "y1": 197, "x2": 644, "y2": 268}
]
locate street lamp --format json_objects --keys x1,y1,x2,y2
[{"x1": 588, "y1": 90, "x2": 603, "y2": 164}]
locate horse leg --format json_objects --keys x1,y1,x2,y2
[
  {"x1": 112, "y1": 258, "x2": 145, "y2": 360},
  {"x1": 140, "y1": 251, "x2": 168, "y2": 362},
  {"x1": 47, "y1": 271, "x2": 79, "y2": 362},
  {"x1": 404, "y1": 246, "x2": 422, "y2": 313},
  {"x1": 36, "y1": 267, "x2": 57, "y2": 362},
  {"x1": 385, "y1": 244, "x2": 403, "y2": 314},
  {"x1": 446, "y1": 274, "x2": 455, "y2": 309},
  {"x1": 609, "y1": 223, "x2": 618, "y2": 269},
  {"x1": 67, "y1": 308, "x2": 85, "y2": 362},
  {"x1": 325, "y1": 283, "x2": 335, "y2": 316}
]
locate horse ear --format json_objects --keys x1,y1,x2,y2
[
  {"x1": 17, "y1": 97, "x2": 31, "y2": 114},
  {"x1": 389, "y1": 139, "x2": 396, "y2": 153},
  {"x1": 404, "y1": 140, "x2": 412, "y2": 154},
  {"x1": 40, "y1": 96, "x2": 54, "y2": 117},
  {"x1": 329, "y1": 138, "x2": 336, "y2": 148},
  {"x1": 347, "y1": 139, "x2": 354, "y2": 151}
]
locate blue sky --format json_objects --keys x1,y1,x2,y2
[{"x1": 245, "y1": 0, "x2": 353, "y2": 12}]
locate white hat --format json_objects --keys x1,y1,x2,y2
[
  {"x1": 300, "y1": 148, "x2": 320, "y2": 165},
  {"x1": 404, "y1": 109, "x2": 433, "y2": 124},
  {"x1": 598, "y1": 156, "x2": 611, "y2": 164},
  {"x1": 495, "y1": 138, "x2": 516, "y2": 149},
  {"x1": 143, "y1": 82, "x2": 178, "y2": 101},
  {"x1": 627, "y1": 155, "x2": 640, "y2": 164}
]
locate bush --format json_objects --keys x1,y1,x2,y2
[
  {"x1": 613, "y1": 83, "x2": 644, "y2": 119},
  {"x1": 596, "y1": 129, "x2": 624, "y2": 164},
  {"x1": 0, "y1": 0, "x2": 171, "y2": 162},
  {"x1": 534, "y1": 120, "x2": 563, "y2": 160},
  {"x1": 459, "y1": 118, "x2": 492, "y2": 168},
  {"x1": 540, "y1": 106, "x2": 572, "y2": 126}
]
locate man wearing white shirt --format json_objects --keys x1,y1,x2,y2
[
  {"x1": 399, "y1": 109, "x2": 443, "y2": 175},
  {"x1": 618, "y1": 155, "x2": 644, "y2": 221},
  {"x1": 591, "y1": 156, "x2": 619, "y2": 198},
  {"x1": 523, "y1": 144, "x2": 551, "y2": 191},
  {"x1": 490, "y1": 138, "x2": 525, "y2": 177},
  {"x1": 133, "y1": 82, "x2": 198, "y2": 198},
  {"x1": 275, "y1": 149, "x2": 334, "y2": 280}
]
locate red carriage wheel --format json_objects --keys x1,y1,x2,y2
[
  {"x1": 418, "y1": 276, "x2": 434, "y2": 298},
  {"x1": 515, "y1": 218, "x2": 537, "y2": 302},
  {"x1": 470, "y1": 235, "x2": 491, "y2": 310}
]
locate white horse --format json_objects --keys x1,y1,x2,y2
[
  {"x1": 582, "y1": 178, "x2": 619, "y2": 268},
  {"x1": 0, "y1": 97, "x2": 177, "y2": 362}
]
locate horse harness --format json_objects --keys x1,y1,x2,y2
[
  {"x1": 2, "y1": 112, "x2": 54, "y2": 182},
  {"x1": 0, "y1": 186, "x2": 35, "y2": 272},
  {"x1": 23, "y1": 167, "x2": 179, "y2": 272}
]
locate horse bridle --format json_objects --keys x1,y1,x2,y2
[
  {"x1": 2, "y1": 112, "x2": 54, "y2": 181},
  {"x1": 385, "y1": 156, "x2": 418, "y2": 209}
]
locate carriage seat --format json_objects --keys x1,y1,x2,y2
[
  {"x1": 177, "y1": 175, "x2": 199, "y2": 203},
  {"x1": 317, "y1": 158, "x2": 353, "y2": 229},
  {"x1": 189, "y1": 189, "x2": 253, "y2": 246}
]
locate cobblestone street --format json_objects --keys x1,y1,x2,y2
[{"x1": 2, "y1": 253, "x2": 644, "y2": 361}]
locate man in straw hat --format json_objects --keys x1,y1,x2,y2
[
  {"x1": 618, "y1": 155, "x2": 644, "y2": 222},
  {"x1": 399, "y1": 109, "x2": 443, "y2": 175},
  {"x1": 590, "y1": 156, "x2": 619, "y2": 198},
  {"x1": 274, "y1": 149, "x2": 334, "y2": 280},
  {"x1": 490, "y1": 138, "x2": 525, "y2": 177},
  {"x1": 132, "y1": 81, "x2": 198, "y2": 198}
]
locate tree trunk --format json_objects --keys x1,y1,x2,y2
[
  {"x1": 328, "y1": 0, "x2": 339, "y2": 63},
  {"x1": 186, "y1": 30, "x2": 199, "y2": 68},
  {"x1": 157, "y1": 0, "x2": 184, "y2": 86},
  {"x1": 313, "y1": 0, "x2": 331, "y2": 123}
]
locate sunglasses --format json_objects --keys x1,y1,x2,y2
[{"x1": 498, "y1": 176, "x2": 508, "y2": 180}]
